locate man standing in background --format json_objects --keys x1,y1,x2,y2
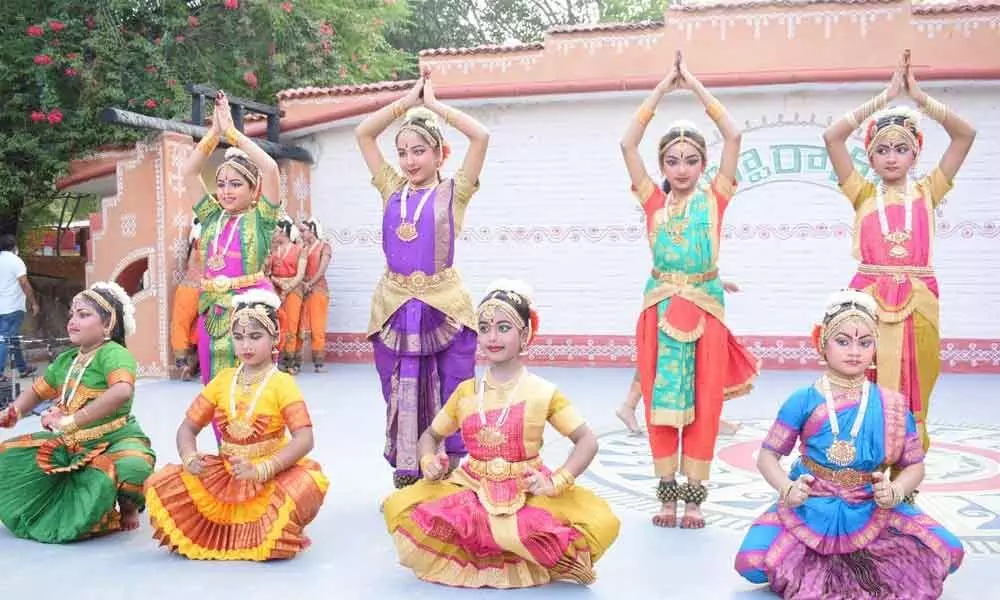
[{"x1": 0, "y1": 234, "x2": 40, "y2": 382}]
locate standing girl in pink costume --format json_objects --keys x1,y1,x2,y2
[
  {"x1": 823, "y1": 51, "x2": 975, "y2": 454},
  {"x1": 184, "y1": 91, "x2": 281, "y2": 441},
  {"x1": 355, "y1": 70, "x2": 489, "y2": 489}
]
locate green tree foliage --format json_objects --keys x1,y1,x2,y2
[
  {"x1": 0, "y1": 0, "x2": 408, "y2": 235},
  {"x1": 389, "y1": 0, "x2": 671, "y2": 62}
]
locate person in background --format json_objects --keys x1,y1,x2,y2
[{"x1": 0, "y1": 234, "x2": 40, "y2": 382}]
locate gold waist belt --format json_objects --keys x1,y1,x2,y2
[
  {"x1": 466, "y1": 456, "x2": 542, "y2": 481},
  {"x1": 220, "y1": 437, "x2": 285, "y2": 460},
  {"x1": 202, "y1": 271, "x2": 266, "y2": 294},
  {"x1": 650, "y1": 268, "x2": 718, "y2": 286},
  {"x1": 64, "y1": 415, "x2": 128, "y2": 444},
  {"x1": 802, "y1": 456, "x2": 874, "y2": 488},
  {"x1": 857, "y1": 264, "x2": 935, "y2": 278},
  {"x1": 384, "y1": 266, "x2": 460, "y2": 295}
]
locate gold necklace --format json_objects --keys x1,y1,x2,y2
[
  {"x1": 825, "y1": 371, "x2": 866, "y2": 391},
  {"x1": 237, "y1": 367, "x2": 270, "y2": 395}
]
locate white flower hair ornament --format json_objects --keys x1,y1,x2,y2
[{"x1": 90, "y1": 281, "x2": 136, "y2": 337}]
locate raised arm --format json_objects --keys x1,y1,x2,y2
[
  {"x1": 906, "y1": 69, "x2": 976, "y2": 182},
  {"x1": 677, "y1": 56, "x2": 742, "y2": 184},
  {"x1": 214, "y1": 93, "x2": 280, "y2": 203},
  {"x1": 183, "y1": 108, "x2": 221, "y2": 180},
  {"x1": 354, "y1": 78, "x2": 425, "y2": 178},
  {"x1": 823, "y1": 52, "x2": 907, "y2": 184},
  {"x1": 421, "y1": 72, "x2": 490, "y2": 184},
  {"x1": 620, "y1": 66, "x2": 677, "y2": 190}
]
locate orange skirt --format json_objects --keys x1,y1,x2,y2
[{"x1": 144, "y1": 455, "x2": 328, "y2": 561}]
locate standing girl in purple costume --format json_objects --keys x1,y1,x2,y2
[
  {"x1": 184, "y1": 91, "x2": 281, "y2": 443},
  {"x1": 355, "y1": 70, "x2": 489, "y2": 489}
]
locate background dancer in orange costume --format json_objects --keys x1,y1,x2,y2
[
  {"x1": 267, "y1": 216, "x2": 307, "y2": 374},
  {"x1": 171, "y1": 216, "x2": 202, "y2": 381},
  {"x1": 297, "y1": 217, "x2": 331, "y2": 373}
]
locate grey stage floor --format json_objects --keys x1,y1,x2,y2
[{"x1": 3, "y1": 365, "x2": 998, "y2": 599}]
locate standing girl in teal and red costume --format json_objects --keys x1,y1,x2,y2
[
  {"x1": 185, "y1": 91, "x2": 281, "y2": 441},
  {"x1": 620, "y1": 52, "x2": 760, "y2": 530},
  {"x1": 355, "y1": 69, "x2": 489, "y2": 489},
  {"x1": 0, "y1": 282, "x2": 155, "y2": 541},
  {"x1": 823, "y1": 50, "x2": 976, "y2": 456}
]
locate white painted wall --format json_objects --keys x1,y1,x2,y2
[{"x1": 303, "y1": 82, "x2": 1000, "y2": 341}]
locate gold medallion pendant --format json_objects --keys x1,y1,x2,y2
[
  {"x1": 226, "y1": 418, "x2": 255, "y2": 441},
  {"x1": 206, "y1": 254, "x2": 226, "y2": 270},
  {"x1": 826, "y1": 439, "x2": 857, "y2": 467},
  {"x1": 476, "y1": 426, "x2": 507, "y2": 449},
  {"x1": 396, "y1": 222, "x2": 418, "y2": 242},
  {"x1": 884, "y1": 231, "x2": 910, "y2": 259}
]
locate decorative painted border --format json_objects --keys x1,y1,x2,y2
[
  {"x1": 328, "y1": 221, "x2": 1000, "y2": 246},
  {"x1": 323, "y1": 333, "x2": 1000, "y2": 373}
]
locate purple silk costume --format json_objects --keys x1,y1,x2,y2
[{"x1": 372, "y1": 179, "x2": 476, "y2": 485}]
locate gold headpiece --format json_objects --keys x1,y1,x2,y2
[
  {"x1": 74, "y1": 289, "x2": 117, "y2": 334},
  {"x1": 817, "y1": 290, "x2": 879, "y2": 349},
  {"x1": 398, "y1": 107, "x2": 444, "y2": 149},
  {"x1": 216, "y1": 147, "x2": 261, "y2": 195},
  {"x1": 230, "y1": 290, "x2": 280, "y2": 337},
  {"x1": 865, "y1": 108, "x2": 923, "y2": 159},
  {"x1": 659, "y1": 120, "x2": 707, "y2": 162}
]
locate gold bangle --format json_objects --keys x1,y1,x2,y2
[
  {"x1": 419, "y1": 454, "x2": 437, "y2": 473},
  {"x1": 780, "y1": 482, "x2": 795, "y2": 503},
  {"x1": 181, "y1": 453, "x2": 198, "y2": 468},
  {"x1": 550, "y1": 468, "x2": 576, "y2": 495},
  {"x1": 58, "y1": 415, "x2": 80, "y2": 435},
  {"x1": 921, "y1": 95, "x2": 949, "y2": 124},
  {"x1": 196, "y1": 134, "x2": 219, "y2": 157},
  {"x1": 844, "y1": 111, "x2": 860, "y2": 130},
  {"x1": 444, "y1": 109, "x2": 457, "y2": 128},
  {"x1": 705, "y1": 100, "x2": 725, "y2": 123},
  {"x1": 224, "y1": 126, "x2": 241, "y2": 146},
  {"x1": 390, "y1": 101, "x2": 406, "y2": 120},
  {"x1": 636, "y1": 106, "x2": 655, "y2": 127}
]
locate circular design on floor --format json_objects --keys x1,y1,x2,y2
[{"x1": 583, "y1": 419, "x2": 1000, "y2": 555}]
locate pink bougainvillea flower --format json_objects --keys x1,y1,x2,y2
[
  {"x1": 243, "y1": 70, "x2": 259, "y2": 89},
  {"x1": 145, "y1": 99, "x2": 158, "y2": 109},
  {"x1": 224, "y1": 0, "x2": 239, "y2": 9},
  {"x1": 26, "y1": 25, "x2": 44, "y2": 37},
  {"x1": 30, "y1": 111, "x2": 46, "y2": 123},
  {"x1": 281, "y1": 2, "x2": 293, "y2": 13},
  {"x1": 64, "y1": 67, "x2": 78, "y2": 77},
  {"x1": 188, "y1": 16, "x2": 199, "y2": 27},
  {"x1": 33, "y1": 54, "x2": 52, "y2": 66},
  {"x1": 48, "y1": 20, "x2": 66, "y2": 32},
  {"x1": 47, "y1": 109, "x2": 64, "y2": 125}
]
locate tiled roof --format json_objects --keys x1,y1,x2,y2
[
  {"x1": 418, "y1": 42, "x2": 544, "y2": 57},
  {"x1": 277, "y1": 80, "x2": 417, "y2": 101}
]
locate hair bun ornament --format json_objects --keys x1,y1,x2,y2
[
  {"x1": 233, "y1": 289, "x2": 281, "y2": 311},
  {"x1": 485, "y1": 278, "x2": 535, "y2": 306},
  {"x1": 404, "y1": 106, "x2": 438, "y2": 126},
  {"x1": 668, "y1": 119, "x2": 701, "y2": 132},
  {"x1": 224, "y1": 147, "x2": 250, "y2": 161},
  {"x1": 822, "y1": 289, "x2": 877, "y2": 317},
  {"x1": 90, "y1": 281, "x2": 137, "y2": 337}
]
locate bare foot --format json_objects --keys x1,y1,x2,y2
[
  {"x1": 652, "y1": 501, "x2": 678, "y2": 528},
  {"x1": 720, "y1": 420, "x2": 742, "y2": 436},
  {"x1": 119, "y1": 498, "x2": 140, "y2": 531},
  {"x1": 680, "y1": 503, "x2": 705, "y2": 529},
  {"x1": 615, "y1": 404, "x2": 643, "y2": 435}
]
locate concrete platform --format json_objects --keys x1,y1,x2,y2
[{"x1": 2, "y1": 365, "x2": 997, "y2": 599}]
